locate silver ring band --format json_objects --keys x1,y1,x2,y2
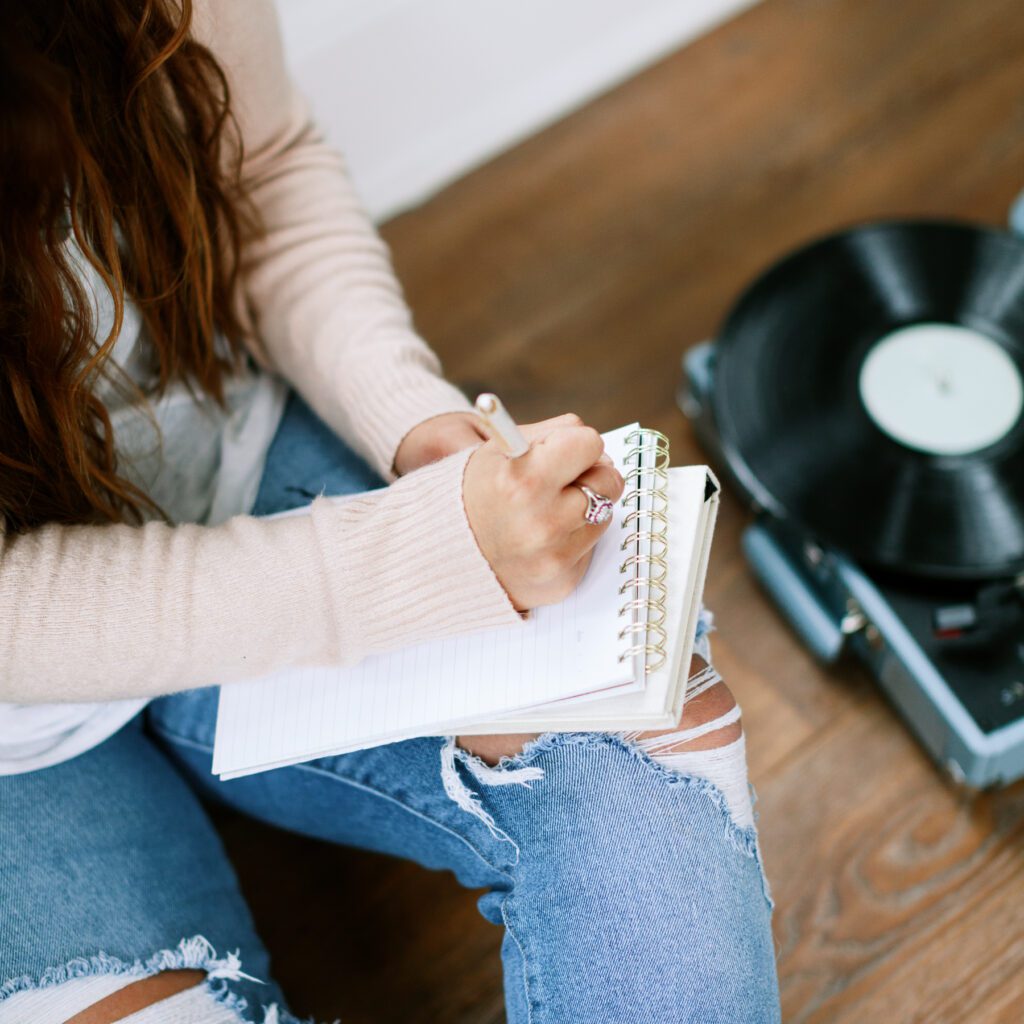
[{"x1": 577, "y1": 484, "x2": 614, "y2": 525}]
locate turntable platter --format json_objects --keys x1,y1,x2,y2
[{"x1": 713, "y1": 221, "x2": 1024, "y2": 580}]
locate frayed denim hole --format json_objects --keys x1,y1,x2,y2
[
  {"x1": 441, "y1": 738, "x2": 531, "y2": 866},
  {"x1": 0, "y1": 937, "x2": 325, "y2": 1024},
  {"x1": 617, "y1": 734, "x2": 774, "y2": 911},
  {"x1": 482, "y1": 730, "x2": 774, "y2": 911},
  {"x1": 0, "y1": 936, "x2": 251, "y2": 1004}
]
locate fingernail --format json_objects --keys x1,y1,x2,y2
[{"x1": 598, "y1": 453, "x2": 613, "y2": 466}]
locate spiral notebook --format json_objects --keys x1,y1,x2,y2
[{"x1": 213, "y1": 425, "x2": 719, "y2": 779}]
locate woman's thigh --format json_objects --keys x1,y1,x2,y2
[
  {"x1": 250, "y1": 391, "x2": 383, "y2": 517},
  {"x1": 0, "y1": 718, "x2": 287, "y2": 1021}
]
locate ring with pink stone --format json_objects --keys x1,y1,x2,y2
[{"x1": 577, "y1": 484, "x2": 615, "y2": 525}]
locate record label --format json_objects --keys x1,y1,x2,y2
[{"x1": 858, "y1": 323, "x2": 1024, "y2": 456}]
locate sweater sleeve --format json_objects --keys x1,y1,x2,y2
[
  {"x1": 0, "y1": 450, "x2": 522, "y2": 705},
  {"x1": 196, "y1": 0, "x2": 471, "y2": 480}
]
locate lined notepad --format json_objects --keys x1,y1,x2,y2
[{"x1": 213, "y1": 425, "x2": 719, "y2": 778}]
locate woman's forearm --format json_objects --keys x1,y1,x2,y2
[{"x1": 0, "y1": 450, "x2": 519, "y2": 705}]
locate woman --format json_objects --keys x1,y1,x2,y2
[{"x1": 0, "y1": 1, "x2": 779, "y2": 1022}]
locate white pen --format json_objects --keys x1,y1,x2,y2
[{"x1": 474, "y1": 393, "x2": 530, "y2": 458}]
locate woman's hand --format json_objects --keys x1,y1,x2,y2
[
  {"x1": 394, "y1": 412, "x2": 488, "y2": 476},
  {"x1": 463, "y1": 414, "x2": 625, "y2": 611}
]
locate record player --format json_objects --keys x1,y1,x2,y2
[{"x1": 680, "y1": 210, "x2": 1024, "y2": 789}]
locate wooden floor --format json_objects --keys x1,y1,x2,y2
[{"x1": 219, "y1": 1, "x2": 1024, "y2": 1020}]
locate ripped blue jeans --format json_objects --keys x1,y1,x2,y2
[{"x1": 0, "y1": 394, "x2": 779, "y2": 1023}]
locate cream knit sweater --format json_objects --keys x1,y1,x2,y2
[{"x1": 0, "y1": 0, "x2": 522, "y2": 705}]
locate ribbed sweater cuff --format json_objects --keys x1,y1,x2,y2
[
  {"x1": 335, "y1": 353, "x2": 475, "y2": 481},
  {"x1": 311, "y1": 446, "x2": 523, "y2": 659}
]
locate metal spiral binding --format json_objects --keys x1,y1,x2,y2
[{"x1": 617, "y1": 429, "x2": 670, "y2": 674}]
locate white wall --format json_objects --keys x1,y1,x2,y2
[{"x1": 278, "y1": 0, "x2": 757, "y2": 222}]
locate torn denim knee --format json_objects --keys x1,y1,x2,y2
[
  {"x1": 96, "y1": 984, "x2": 255, "y2": 1023},
  {"x1": 0, "y1": 937, "x2": 311, "y2": 1024},
  {"x1": 622, "y1": 659, "x2": 754, "y2": 830},
  {"x1": 625, "y1": 731, "x2": 753, "y2": 830},
  {"x1": 440, "y1": 727, "x2": 770, "y2": 907},
  {"x1": 440, "y1": 628, "x2": 756, "y2": 841}
]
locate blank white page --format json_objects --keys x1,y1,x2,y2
[{"x1": 212, "y1": 424, "x2": 638, "y2": 778}]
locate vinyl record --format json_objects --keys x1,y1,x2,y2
[{"x1": 713, "y1": 220, "x2": 1024, "y2": 580}]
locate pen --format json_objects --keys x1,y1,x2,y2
[{"x1": 474, "y1": 393, "x2": 530, "y2": 458}]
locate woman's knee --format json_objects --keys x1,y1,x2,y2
[
  {"x1": 639, "y1": 679, "x2": 742, "y2": 753},
  {"x1": 458, "y1": 657, "x2": 741, "y2": 765}
]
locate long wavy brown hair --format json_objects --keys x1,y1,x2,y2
[{"x1": 0, "y1": 0, "x2": 253, "y2": 531}]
